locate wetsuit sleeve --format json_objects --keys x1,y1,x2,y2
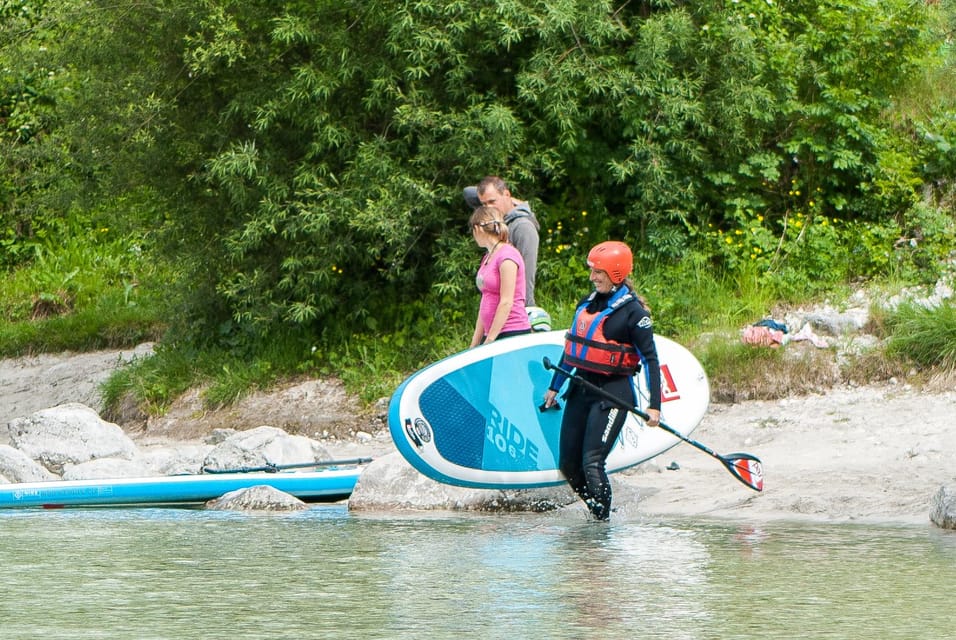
[
  {"x1": 629, "y1": 306, "x2": 662, "y2": 411},
  {"x1": 548, "y1": 352, "x2": 570, "y2": 392}
]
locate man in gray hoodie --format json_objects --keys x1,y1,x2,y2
[{"x1": 464, "y1": 176, "x2": 541, "y2": 306}]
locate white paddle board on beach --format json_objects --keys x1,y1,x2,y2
[{"x1": 388, "y1": 330, "x2": 709, "y2": 489}]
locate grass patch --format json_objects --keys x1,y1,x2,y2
[
  {"x1": 100, "y1": 343, "x2": 205, "y2": 416},
  {"x1": 0, "y1": 301, "x2": 166, "y2": 357},
  {"x1": 881, "y1": 300, "x2": 956, "y2": 371},
  {"x1": 839, "y1": 349, "x2": 912, "y2": 387},
  {"x1": 100, "y1": 334, "x2": 306, "y2": 416},
  {"x1": 693, "y1": 333, "x2": 841, "y2": 402},
  {"x1": 99, "y1": 324, "x2": 465, "y2": 417},
  {"x1": 0, "y1": 231, "x2": 171, "y2": 357},
  {"x1": 322, "y1": 328, "x2": 466, "y2": 405}
]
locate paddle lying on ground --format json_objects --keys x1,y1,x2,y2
[
  {"x1": 542, "y1": 357, "x2": 763, "y2": 492},
  {"x1": 202, "y1": 457, "x2": 373, "y2": 474}
]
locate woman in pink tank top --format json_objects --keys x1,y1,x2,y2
[{"x1": 468, "y1": 205, "x2": 532, "y2": 347}]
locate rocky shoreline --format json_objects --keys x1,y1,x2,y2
[{"x1": 1, "y1": 334, "x2": 954, "y2": 526}]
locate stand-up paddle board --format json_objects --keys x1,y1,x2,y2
[
  {"x1": 0, "y1": 467, "x2": 364, "y2": 509},
  {"x1": 388, "y1": 330, "x2": 709, "y2": 489}
]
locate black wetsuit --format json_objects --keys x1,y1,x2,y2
[{"x1": 548, "y1": 286, "x2": 661, "y2": 521}]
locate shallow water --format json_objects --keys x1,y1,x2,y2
[{"x1": 1, "y1": 506, "x2": 954, "y2": 639}]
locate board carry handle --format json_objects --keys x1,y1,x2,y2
[
  {"x1": 538, "y1": 401, "x2": 561, "y2": 412},
  {"x1": 541, "y1": 356, "x2": 763, "y2": 492},
  {"x1": 202, "y1": 457, "x2": 373, "y2": 474}
]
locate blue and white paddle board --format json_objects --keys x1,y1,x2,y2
[
  {"x1": 388, "y1": 330, "x2": 709, "y2": 489},
  {"x1": 0, "y1": 468, "x2": 363, "y2": 509}
]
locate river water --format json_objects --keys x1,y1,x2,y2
[{"x1": 2, "y1": 505, "x2": 953, "y2": 639}]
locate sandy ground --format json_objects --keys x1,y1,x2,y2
[
  {"x1": 626, "y1": 385, "x2": 956, "y2": 526},
  {"x1": 0, "y1": 344, "x2": 154, "y2": 428},
  {"x1": 2, "y1": 347, "x2": 954, "y2": 525}
]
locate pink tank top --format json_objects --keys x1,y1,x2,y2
[{"x1": 475, "y1": 244, "x2": 531, "y2": 335}]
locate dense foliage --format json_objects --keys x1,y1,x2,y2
[{"x1": 2, "y1": 0, "x2": 954, "y2": 361}]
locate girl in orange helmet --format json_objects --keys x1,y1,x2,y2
[{"x1": 542, "y1": 241, "x2": 661, "y2": 521}]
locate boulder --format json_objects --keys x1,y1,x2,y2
[
  {"x1": 348, "y1": 451, "x2": 577, "y2": 512},
  {"x1": 201, "y1": 425, "x2": 332, "y2": 472},
  {"x1": 0, "y1": 444, "x2": 58, "y2": 483},
  {"x1": 930, "y1": 484, "x2": 956, "y2": 529},
  {"x1": 139, "y1": 443, "x2": 213, "y2": 476},
  {"x1": 205, "y1": 485, "x2": 310, "y2": 512},
  {"x1": 61, "y1": 457, "x2": 152, "y2": 481},
  {"x1": 789, "y1": 304, "x2": 869, "y2": 337},
  {"x1": 7, "y1": 403, "x2": 139, "y2": 474}
]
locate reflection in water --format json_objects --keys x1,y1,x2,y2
[
  {"x1": 0, "y1": 507, "x2": 953, "y2": 639},
  {"x1": 548, "y1": 520, "x2": 713, "y2": 637}
]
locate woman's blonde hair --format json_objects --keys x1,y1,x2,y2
[
  {"x1": 469, "y1": 205, "x2": 509, "y2": 243},
  {"x1": 621, "y1": 277, "x2": 652, "y2": 316}
]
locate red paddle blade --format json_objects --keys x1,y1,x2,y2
[{"x1": 724, "y1": 453, "x2": 764, "y2": 492}]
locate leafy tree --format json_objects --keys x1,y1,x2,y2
[
  {"x1": 2, "y1": 0, "x2": 947, "y2": 350},
  {"x1": 0, "y1": 0, "x2": 76, "y2": 267}
]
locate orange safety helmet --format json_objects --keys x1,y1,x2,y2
[{"x1": 587, "y1": 241, "x2": 632, "y2": 285}]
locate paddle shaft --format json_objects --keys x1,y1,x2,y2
[
  {"x1": 202, "y1": 457, "x2": 373, "y2": 474},
  {"x1": 542, "y1": 356, "x2": 762, "y2": 490},
  {"x1": 544, "y1": 357, "x2": 704, "y2": 449}
]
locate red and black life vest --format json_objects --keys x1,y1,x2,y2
[{"x1": 563, "y1": 288, "x2": 640, "y2": 376}]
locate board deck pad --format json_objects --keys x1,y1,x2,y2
[
  {"x1": 422, "y1": 377, "x2": 486, "y2": 468},
  {"x1": 389, "y1": 330, "x2": 709, "y2": 489}
]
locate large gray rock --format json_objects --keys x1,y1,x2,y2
[
  {"x1": 205, "y1": 485, "x2": 310, "y2": 512},
  {"x1": 62, "y1": 457, "x2": 152, "y2": 481},
  {"x1": 789, "y1": 304, "x2": 870, "y2": 337},
  {"x1": 0, "y1": 444, "x2": 58, "y2": 483},
  {"x1": 7, "y1": 403, "x2": 139, "y2": 474},
  {"x1": 349, "y1": 451, "x2": 577, "y2": 512},
  {"x1": 201, "y1": 425, "x2": 333, "y2": 472},
  {"x1": 930, "y1": 484, "x2": 956, "y2": 529},
  {"x1": 139, "y1": 443, "x2": 213, "y2": 476}
]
